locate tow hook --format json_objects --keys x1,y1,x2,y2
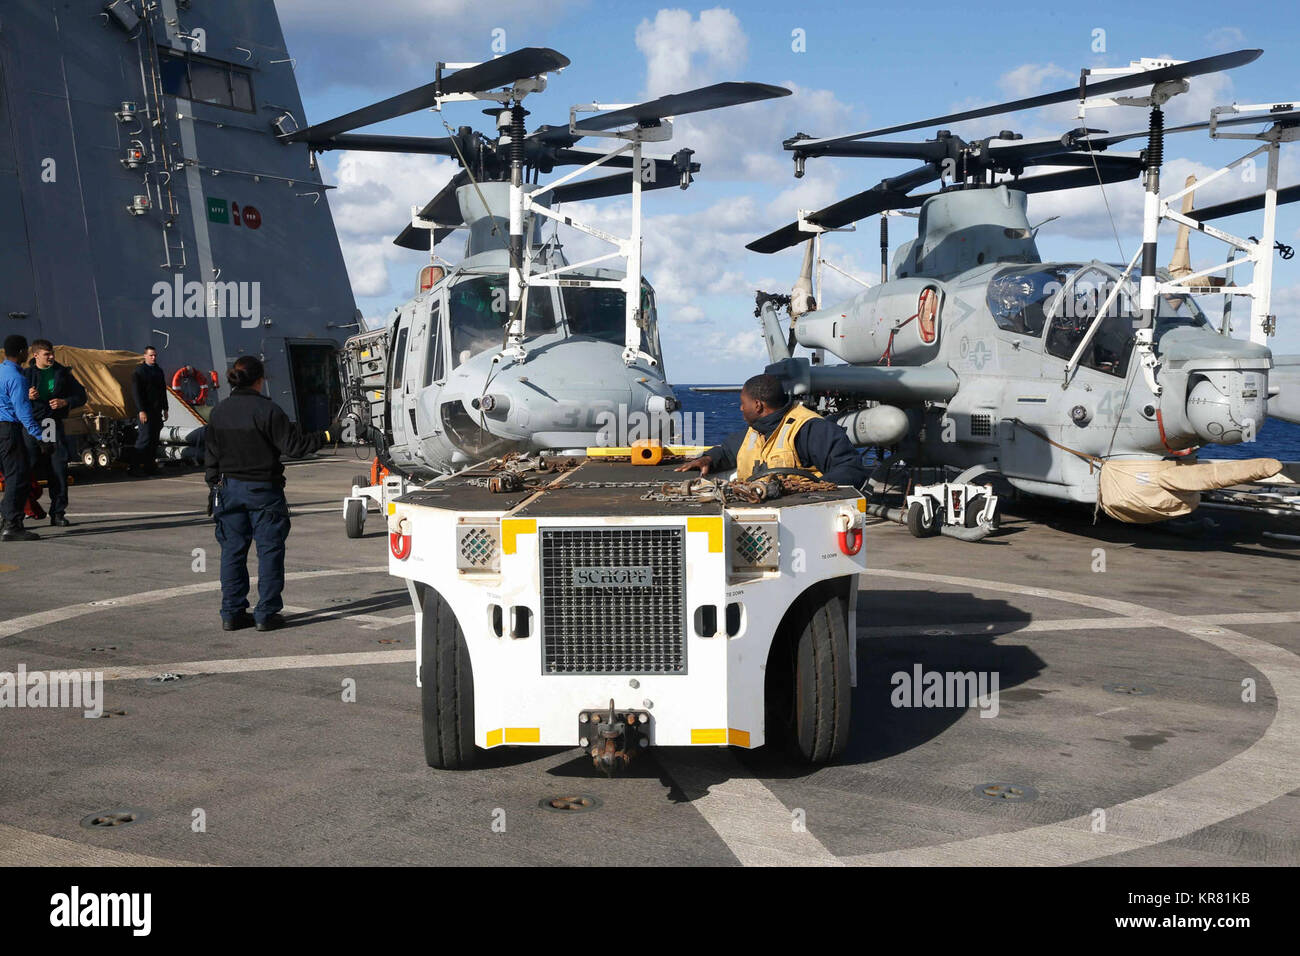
[{"x1": 580, "y1": 699, "x2": 648, "y2": 776}]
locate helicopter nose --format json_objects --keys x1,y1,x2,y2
[{"x1": 1183, "y1": 369, "x2": 1268, "y2": 444}]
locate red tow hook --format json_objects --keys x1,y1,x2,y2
[
  {"x1": 836, "y1": 509, "x2": 864, "y2": 556},
  {"x1": 389, "y1": 514, "x2": 412, "y2": 559}
]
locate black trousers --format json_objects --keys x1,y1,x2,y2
[
  {"x1": 135, "y1": 410, "x2": 163, "y2": 465},
  {"x1": 24, "y1": 424, "x2": 69, "y2": 518},
  {"x1": 0, "y1": 420, "x2": 32, "y2": 526}
]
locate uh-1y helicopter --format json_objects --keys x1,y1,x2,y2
[
  {"x1": 274, "y1": 48, "x2": 789, "y2": 532},
  {"x1": 742, "y1": 48, "x2": 1300, "y2": 538}
]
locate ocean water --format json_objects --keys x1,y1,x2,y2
[{"x1": 673, "y1": 385, "x2": 1300, "y2": 462}]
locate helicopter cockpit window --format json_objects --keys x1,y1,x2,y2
[
  {"x1": 1044, "y1": 267, "x2": 1134, "y2": 377},
  {"x1": 986, "y1": 267, "x2": 1072, "y2": 336},
  {"x1": 1154, "y1": 291, "x2": 1210, "y2": 344},
  {"x1": 559, "y1": 280, "x2": 663, "y2": 361},
  {"x1": 448, "y1": 275, "x2": 557, "y2": 367},
  {"x1": 561, "y1": 285, "x2": 626, "y2": 344}
]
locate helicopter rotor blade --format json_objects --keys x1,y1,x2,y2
[
  {"x1": 1191, "y1": 183, "x2": 1300, "y2": 222},
  {"x1": 998, "y1": 163, "x2": 1143, "y2": 195},
  {"x1": 528, "y1": 82, "x2": 790, "y2": 149},
  {"x1": 794, "y1": 49, "x2": 1262, "y2": 149},
  {"x1": 543, "y1": 167, "x2": 694, "y2": 203},
  {"x1": 303, "y1": 133, "x2": 458, "y2": 155},
  {"x1": 281, "y1": 47, "x2": 570, "y2": 145},
  {"x1": 573, "y1": 82, "x2": 792, "y2": 134},
  {"x1": 747, "y1": 164, "x2": 940, "y2": 254},
  {"x1": 987, "y1": 108, "x2": 1300, "y2": 167},
  {"x1": 392, "y1": 171, "x2": 471, "y2": 250}
]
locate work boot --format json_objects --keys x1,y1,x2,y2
[
  {"x1": 222, "y1": 612, "x2": 254, "y2": 632},
  {"x1": 2, "y1": 524, "x2": 40, "y2": 542},
  {"x1": 49, "y1": 515, "x2": 71, "y2": 527},
  {"x1": 255, "y1": 613, "x2": 285, "y2": 632}
]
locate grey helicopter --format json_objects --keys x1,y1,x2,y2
[
  {"x1": 739, "y1": 49, "x2": 1300, "y2": 538},
  {"x1": 275, "y1": 47, "x2": 789, "y2": 517}
]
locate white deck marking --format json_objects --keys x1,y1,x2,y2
[
  {"x1": 859, "y1": 609, "x2": 1300, "y2": 639},
  {"x1": 0, "y1": 567, "x2": 386, "y2": 641},
  {"x1": 659, "y1": 569, "x2": 1300, "y2": 867},
  {"x1": 0, "y1": 822, "x2": 199, "y2": 867},
  {"x1": 281, "y1": 605, "x2": 412, "y2": 630},
  {"x1": 656, "y1": 751, "x2": 842, "y2": 866},
  {"x1": 98, "y1": 649, "x2": 414, "y2": 681}
]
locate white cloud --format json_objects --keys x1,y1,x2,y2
[
  {"x1": 323, "y1": 151, "x2": 460, "y2": 298},
  {"x1": 1206, "y1": 27, "x2": 1247, "y2": 53},
  {"x1": 634, "y1": 8, "x2": 747, "y2": 97},
  {"x1": 276, "y1": 0, "x2": 580, "y2": 89}
]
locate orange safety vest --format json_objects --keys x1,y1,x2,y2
[{"x1": 734, "y1": 403, "x2": 823, "y2": 481}]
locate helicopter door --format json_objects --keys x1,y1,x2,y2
[
  {"x1": 1043, "y1": 267, "x2": 1135, "y2": 379},
  {"x1": 386, "y1": 309, "x2": 413, "y2": 450},
  {"x1": 414, "y1": 300, "x2": 445, "y2": 436}
]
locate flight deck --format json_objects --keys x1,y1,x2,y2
[{"x1": 1, "y1": 452, "x2": 1296, "y2": 865}]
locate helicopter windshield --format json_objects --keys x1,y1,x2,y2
[
  {"x1": 986, "y1": 266, "x2": 1076, "y2": 336},
  {"x1": 559, "y1": 279, "x2": 662, "y2": 361},
  {"x1": 1153, "y1": 290, "x2": 1210, "y2": 343},
  {"x1": 448, "y1": 275, "x2": 557, "y2": 366}
]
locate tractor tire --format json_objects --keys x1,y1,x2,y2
[
  {"x1": 352, "y1": 473, "x2": 369, "y2": 491},
  {"x1": 344, "y1": 498, "x2": 366, "y2": 538},
  {"x1": 793, "y1": 584, "x2": 852, "y2": 763},
  {"x1": 964, "y1": 493, "x2": 986, "y2": 528},
  {"x1": 420, "y1": 586, "x2": 477, "y2": 769},
  {"x1": 767, "y1": 582, "x2": 852, "y2": 764}
]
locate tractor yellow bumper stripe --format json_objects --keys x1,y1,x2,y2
[
  {"x1": 728, "y1": 728, "x2": 751, "y2": 747},
  {"x1": 687, "y1": 516, "x2": 724, "y2": 553},
  {"x1": 501, "y1": 518, "x2": 536, "y2": 555},
  {"x1": 486, "y1": 729, "x2": 503, "y2": 747},
  {"x1": 691, "y1": 728, "x2": 727, "y2": 744},
  {"x1": 504, "y1": 727, "x2": 540, "y2": 743}
]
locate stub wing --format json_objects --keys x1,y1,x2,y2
[{"x1": 765, "y1": 357, "x2": 959, "y2": 405}]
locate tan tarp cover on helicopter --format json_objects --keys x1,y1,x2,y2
[{"x1": 1099, "y1": 457, "x2": 1286, "y2": 523}]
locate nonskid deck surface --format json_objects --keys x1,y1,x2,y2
[{"x1": 1, "y1": 457, "x2": 1296, "y2": 865}]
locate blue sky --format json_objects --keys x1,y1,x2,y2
[{"x1": 276, "y1": 0, "x2": 1300, "y2": 381}]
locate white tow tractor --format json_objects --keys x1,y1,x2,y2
[{"x1": 385, "y1": 452, "x2": 868, "y2": 773}]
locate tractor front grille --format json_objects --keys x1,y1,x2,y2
[{"x1": 539, "y1": 527, "x2": 686, "y2": 675}]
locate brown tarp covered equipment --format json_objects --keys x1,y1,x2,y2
[
  {"x1": 1099, "y1": 457, "x2": 1285, "y2": 523},
  {"x1": 50, "y1": 346, "x2": 144, "y2": 435}
]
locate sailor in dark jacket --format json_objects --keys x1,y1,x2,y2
[
  {"x1": 205, "y1": 355, "x2": 336, "y2": 632},
  {"x1": 23, "y1": 339, "x2": 87, "y2": 526},
  {"x1": 676, "y1": 374, "x2": 869, "y2": 488},
  {"x1": 130, "y1": 345, "x2": 167, "y2": 475}
]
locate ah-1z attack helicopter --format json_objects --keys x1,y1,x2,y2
[
  {"x1": 744, "y1": 49, "x2": 1299, "y2": 537},
  {"x1": 274, "y1": 47, "x2": 788, "y2": 532}
]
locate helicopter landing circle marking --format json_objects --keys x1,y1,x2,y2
[
  {"x1": 3, "y1": 565, "x2": 1296, "y2": 865},
  {"x1": 665, "y1": 568, "x2": 1300, "y2": 867}
]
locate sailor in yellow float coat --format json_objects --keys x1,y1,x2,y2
[{"x1": 676, "y1": 374, "x2": 869, "y2": 486}]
